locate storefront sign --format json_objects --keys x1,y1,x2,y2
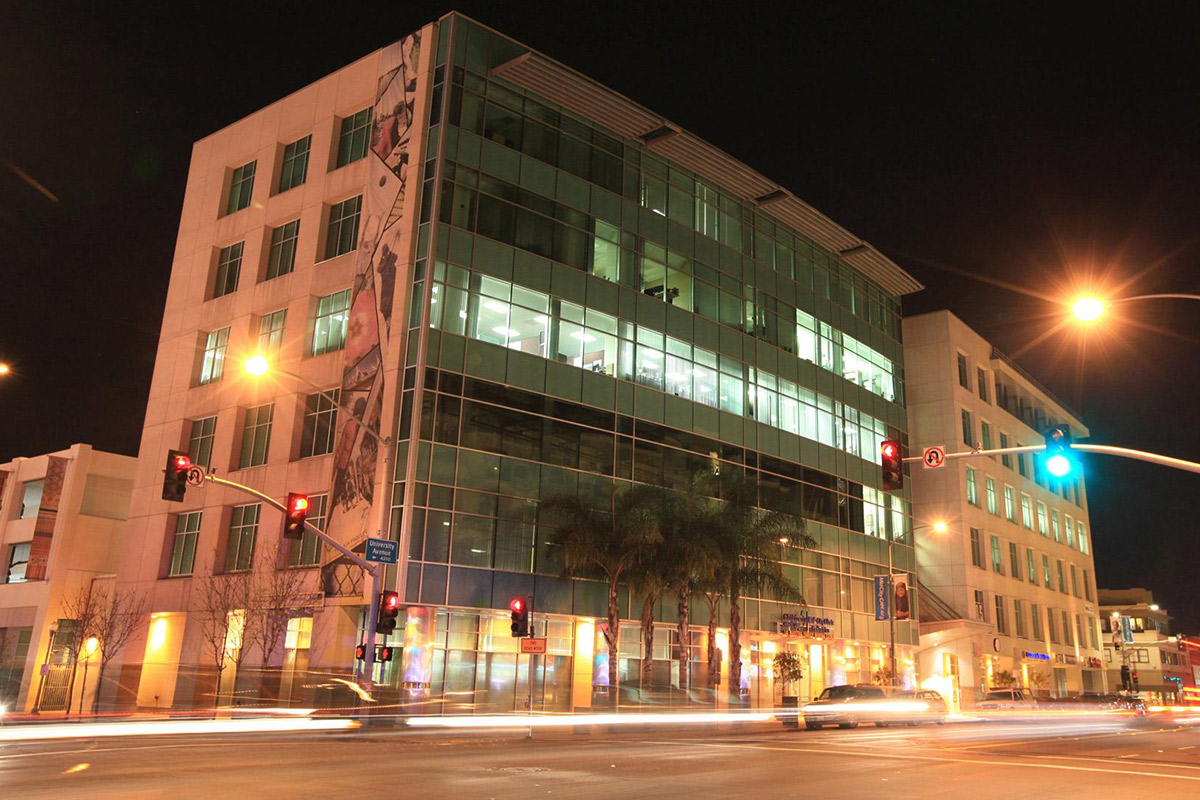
[
  {"x1": 1086, "y1": 657, "x2": 1103, "y2": 669},
  {"x1": 1054, "y1": 654, "x2": 1078, "y2": 666},
  {"x1": 1023, "y1": 651, "x2": 1050, "y2": 661},
  {"x1": 780, "y1": 612, "x2": 835, "y2": 638}
]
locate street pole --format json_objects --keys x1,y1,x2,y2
[
  {"x1": 30, "y1": 627, "x2": 57, "y2": 715},
  {"x1": 888, "y1": 537, "x2": 896, "y2": 687},
  {"x1": 903, "y1": 442, "x2": 1200, "y2": 476}
]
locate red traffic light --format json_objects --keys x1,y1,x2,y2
[
  {"x1": 173, "y1": 453, "x2": 191, "y2": 470},
  {"x1": 880, "y1": 439, "x2": 903, "y2": 492},
  {"x1": 282, "y1": 493, "x2": 310, "y2": 541},
  {"x1": 881, "y1": 441, "x2": 898, "y2": 459},
  {"x1": 384, "y1": 592, "x2": 401, "y2": 611},
  {"x1": 510, "y1": 597, "x2": 524, "y2": 613},
  {"x1": 290, "y1": 495, "x2": 309, "y2": 513},
  {"x1": 354, "y1": 644, "x2": 367, "y2": 661},
  {"x1": 162, "y1": 449, "x2": 192, "y2": 503},
  {"x1": 379, "y1": 646, "x2": 394, "y2": 663}
]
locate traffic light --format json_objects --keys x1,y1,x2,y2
[
  {"x1": 355, "y1": 643, "x2": 367, "y2": 661},
  {"x1": 510, "y1": 596, "x2": 530, "y2": 637},
  {"x1": 1042, "y1": 424, "x2": 1074, "y2": 478},
  {"x1": 282, "y1": 493, "x2": 309, "y2": 540},
  {"x1": 880, "y1": 440, "x2": 903, "y2": 492},
  {"x1": 1132, "y1": 670, "x2": 1140, "y2": 692},
  {"x1": 378, "y1": 646, "x2": 394, "y2": 663},
  {"x1": 376, "y1": 590, "x2": 400, "y2": 635},
  {"x1": 1120, "y1": 664, "x2": 1131, "y2": 691},
  {"x1": 162, "y1": 450, "x2": 191, "y2": 502}
]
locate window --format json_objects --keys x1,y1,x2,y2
[
  {"x1": 239, "y1": 404, "x2": 274, "y2": 469},
  {"x1": 961, "y1": 409, "x2": 973, "y2": 446},
  {"x1": 1020, "y1": 494, "x2": 1033, "y2": 529},
  {"x1": 1031, "y1": 603, "x2": 1043, "y2": 640},
  {"x1": 225, "y1": 503, "x2": 260, "y2": 572},
  {"x1": 336, "y1": 108, "x2": 373, "y2": 167},
  {"x1": 19, "y1": 479, "x2": 44, "y2": 519},
  {"x1": 287, "y1": 493, "x2": 327, "y2": 567},
  {"x1": 1009, "y1": 542, "x2": 1020, "y2": 580},
  {"x1": 5, "y1": 542, "x2": 31, "y2": 583},
  {"x1": 1070, "y1": 564, "x2": 1080, "y2": 597},
  {"x1": 1014, "y1": 599, "x2": 1027, "y2": 638},
  {"x1": 312, "y1": 289, "x2": 351, "y2": 356},
  {"x1": 977, "y1": 367, "x2": 989, "y2": 402},
  {"x1": 1004, "y1": 485, "x2": 1015, "y2": 522},
  {"x1": 168, "y1": 511, "x2": 201, "y2": 576},
  {"x1": 1047, "y1": 608, "x2": 1059, "y2": 643},
  {"x1": 970, "y1": 528, "x2": 984, "y2": 568},
  {"x1": 990, "y1": 535, "x2": 1004, "y2": 574},
  {"x1": 957, "y1": 353, "x2": 970, "y2": 388},
  {"x1": 226, "y1": 160, "x2": 256, "y2": 215},
  {"x1": 1056, "y1": 560, "x2": 1066, "y2": 593},
  {"x1": 981, "y1": 421, "x2": 993, "y2": 452},
  {"x1": 1017, "y1": 449, "x2": 1029, "y2": 478},
  {"x1": 1062, "y1": 610, "x2": 1073, "y2": 646},
  {"x1": 1027, "y1": 548, "x2": 1037, "y2": 583},
  {"x1": 995, "y1": 595, "x2": 1008, "y2": 635},
  {"x1": 257, "y1": 309, "x2": 287, "y2": 358},
  {"x1": 999, "y1": 432, "x2": 1011, "y2": 469},
  {"x1": 199, "y1": 328, "x2": 230, "y2": 385},
  {"x1": 1042, "y1": 554, "x2": 1052, "y2": 588},
  {"x1": 1062, "y1": 514, "x2": 1072, "y2": 546},
  {"x1": 974, "y1": 590, "x2": 987, "y2": 621},
  {"x1": 1083, "y1": 569, "x2": 1094, "y2": 601},
  {"x1": 1050, "y1": 509, "x2": 1060, "y2": 542},
  {"x1": 325, "y1": 195, "x2": 362, "y2": 259},
  {"x1": 278, "y1": 135, "x2": 311, "y2": 193},
  {"x1": 188, "y1": 416, "x2": 217, "y2": 469},
  {"x1": 965, "y1": 467, "x2": 979, "y2": 506},
  {"x1": 213, "y1": 242, "x2": 243, "y2": 298},
  {"x1": 299, "y1": 390, "x2": 339, "y2": 458},
  {"x1": 266, "y1": 220, "x2": 300, "y2": 280},
  {"x1": 1036, "y1": 502, "x2": 1048, "y2": 537},
  {"x1": 985, "y1": 478, "x2": 997, "y2": 515},
  {"x1": 1077, "y1": 521, "x2": 1089, "y2": 555}
]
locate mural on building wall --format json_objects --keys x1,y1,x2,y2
[
  {"x1": 25, "y1": 456, "x2": 67, "y2": 581},
  {"x1": 0, "y1": 470, "x2": 7, "y2": 517},
  {"x1": 326, "y1": 32, "x2": 421, "y2": 554}
]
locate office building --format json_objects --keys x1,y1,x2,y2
[
  {"x1": 1099, "y1": 588, "x2": 1189, "y2": 704},
  {"x1": 905, "y1": 311, "x2": 1104, "y2": 705},
  {"x1": 109, "y1": 12, "x2": 924, "y2": 711}
]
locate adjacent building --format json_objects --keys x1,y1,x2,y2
[
  {"x1": 905, "y1": 311, "x2": 1105, "y2": 705},
  {"x1": 107, "y1": 12, "x2": 925, "y2": 713},
  {"x1": 0, "y1": 445, "x2": 135, "y2": 713},
  {"x1": 1099, "y1": 588, "x2": 1189, "y2": 704}
]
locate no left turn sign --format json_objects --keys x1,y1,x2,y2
[{"x1": 922, "y1": 446, "x2": 946, "y2": 469}]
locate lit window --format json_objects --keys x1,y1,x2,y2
[
  {"x1": 257, "y1": 310, "x2": 287, "y2": 358},
  {"x1": 1020, "y1": 493, "x2": 1033, "y2": 529},
  {"x1": 299, "y1": 390, "x2": 339, "y2": 458},
  {"x1": 312, "y1": 289, "x2": 351, "y2": 356},
  {"x1": 226, "y1": 160, "x2": 256, "y2": 215},
  {"x1": 985, "y1": 478, "x2": 997, "y2": 515},
  {"x1": 990, "y1": 535, "x2": 1004, "y2": 575},
  {"x1": 1003, "y1": 485, "x2": 1015, "y2": 522},
  {"x1": 285, "y1": 616, "x2": 314, "y2": 649},
  {"x1": 19, "y1": 479, "x2": 43, "y2": 520},
  {"x1": 199, "y1": 327, "x2": 230, "y2": 385},
  {"x1": 188, "y1": 416, "x2": 217, "y2": 469},
  {"x1": 1036, "y1": 502, "x2": 1048, "y2": 536},
  {"x1": 4, "y1": 542, "x2": 31, "y2": 584},
  {"x1": 965, "y1": 467, "x2": 979, "y2": 506}
]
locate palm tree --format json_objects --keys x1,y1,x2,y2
[
  {"x1": 711, "y1": 469, "x2": 813, "y2": 700},
  {"x1": 540, "y1": 483, "x2": 663, "y2": 707},
  {"x1": 659, "y1": 484, "x2": 720, "y2": 696}
]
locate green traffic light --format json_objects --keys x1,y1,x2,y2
[{"x1": 1045, "y1": 453, "x2": 1073, "y2": 478}]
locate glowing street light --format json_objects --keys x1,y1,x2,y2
[
  {"x1": 932, "y1": 521, "x2": 948, "y2": 534},
  {"x1": 1071, "y1": 297, "x2": 1105, "y2": 322},
  {"x1": 244, "y1": 354, "x2": 270, "y2": 377},
  {"x1": 0, "y1": 363, "x2": 10, "y2": 376}
]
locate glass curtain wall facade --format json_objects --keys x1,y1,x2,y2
[{"x1": 380, "y1": 15, "x2": 918, "y2": 711}]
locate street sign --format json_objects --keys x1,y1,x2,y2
[
  {"x1": 364, "y1": 537, "x2": 399, "y2": 565},
  {"x1": 184, "y1": 465, "x2": 207, "y2": 486},
  {"x1": 874, "y1": 575, "x2": 891, "y2": 621},
  {"x1": 922, "y1": 446, "x2": 946, "y2": 469},
  {"x1": 520, "y1": 637, "x2": 547, "y2": 654}
]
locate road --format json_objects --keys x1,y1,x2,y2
[{"x1": 2, "y1": 715, "x2": 1199, "y2": 799}]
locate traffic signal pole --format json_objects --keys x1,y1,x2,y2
[
  {"x1": 204, "y1": 474, "x2": 383, "y2": 689},
  {"x1": 902, "y1": 442, "x2": 1200, "y2": 475}
]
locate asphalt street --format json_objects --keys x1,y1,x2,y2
[{"x1": 2, "y1": 716, "x2": 1199, "y2": 799}]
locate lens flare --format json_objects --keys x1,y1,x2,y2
[
  {"x1": 244, "y1": 354, "x2": 270, "y2": 376},
  {"x1": 1072, "y1": 297, "x2": 1104, "y2": 322},
  {"x1": 1045, "y1": 453, "x2": 1073, "y2": 477}
]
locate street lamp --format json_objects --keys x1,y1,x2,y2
[
  {"x1": 1070, "y1": 293, "x2": 1200, "y2": 323},
  {"x1": 242, "y1": 354, "x2": 397, "y2": 683},
  {"x1": 0, "y1": 362, "x2": 11, "y2": 377}
]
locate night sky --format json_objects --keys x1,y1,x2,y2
[{"x1": 3, "y1": 3, "x2": 1199, "y2": 631}]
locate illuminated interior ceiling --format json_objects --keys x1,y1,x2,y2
[{"x1": 491, "y1": 53, "x2": 924, "y2": 298}]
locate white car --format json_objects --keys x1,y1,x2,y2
[{"x1": 976, "y1": 688, "x2": 1037, "y2": 710}]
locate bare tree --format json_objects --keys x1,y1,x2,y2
[
  {"x1": 194, "y1": 570, "x2": 256, "y2": 707},
  {"x1": 245, "y1": 554, "x2": 317, "y2": 699},
  {"x1": 86, "y1": 584, "x2": 149, "y2": 714},
  {"x1": 59, "y1": 583, "x2": 102, "y2": 715}
]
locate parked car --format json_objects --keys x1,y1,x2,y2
[
  {"x1": 976, "y1": 687, "x2": 1037, "y2": 710},
  {"x1": 802, "y1": 685, "x2": 888, "y2": 730}
]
